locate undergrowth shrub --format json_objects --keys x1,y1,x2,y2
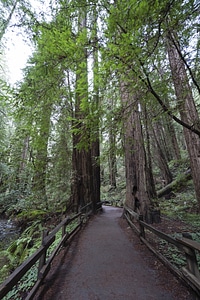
[{"x1": 1, "y1": 218, "x2": 79, "y2": 299}]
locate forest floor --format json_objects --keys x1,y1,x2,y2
[{"x1": 34, "y1": 206, "x2": 197, "y2": 300}]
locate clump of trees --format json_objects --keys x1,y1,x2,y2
[{"x1": 0, "y1": 0, "x2": 199, "y2": 222}]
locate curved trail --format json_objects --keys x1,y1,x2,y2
[{"x1": 36, "y1": 206, "x2": 194, "y2": 300}]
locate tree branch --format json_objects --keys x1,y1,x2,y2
[
  {"x1": 114, "y1": 54, "x2": 200, "y2": 137},
  {"x1": 168, "y1": 31, "x2": 200, "y2": 94}
]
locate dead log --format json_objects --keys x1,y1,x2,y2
[{"x1": 157, "y1": 170, "x2": 192, "y2": 198}]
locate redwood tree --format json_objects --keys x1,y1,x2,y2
[
  {"x1": 121, "y1": 81, "x2": 152, "y2": 220},
  {"x1": 166, "y1": 30, "x2": 200, "y2": 210},
  {"x1": 71, "y1": 0, "x2": 100, "y2": 211}
]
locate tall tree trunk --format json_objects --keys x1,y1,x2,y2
[
  {"x1": 121, "y1": 82, "x2": 152, "y2": 220},
  {"x1": 19, "y1": 136, "x2": 30, "y2": 174},
  {"x1": 32, "y1": 103, "x2": 52, "y2": 209},
  {"x1": 143, "y1": 105, "x2": 157, "y2": 198},
  {"x1": 17, "y1": 136, "x2": 30, "y2": 191},
  {"x1": 71, "y1": 131, "x2": 82, "y2": 211},
  {"x1": 108, "y1": 125, "x2": 117, "y2": 188},
  {"x1": 122, "y1": 92, "x2": 136, "y2": 208},
  {"x1": 71, "y1": 2, "x2": 94, "y2": 211},
  {"x1": 156, "y1": 65, "x2": 181, "y2": 162},
  {"x1": 91, "y1": 4, "x2": 101, "y2": 211},
  {"x1": 152, "y1": 122, "x2": 173, "y2": 185},
  {"x1": 91, "y1": 140, "x2": 100, "y2": 210},
  {"x1": 167, "y1": 31, "x2": 200, "y2": 211},
  {"x1": 158, "y1": 120, "x2": 173, "y2": 162},
  {"x1": 166, "y1": 117, "x2": 182, "y2": 161}
]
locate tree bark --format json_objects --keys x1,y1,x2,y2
[
  {"x1": 167, "y1": 31, "x2": 200, "y2": 211},
  {"x1": 71, "y1": 2, "x2": 98, "y2": 212},
  {"x1": 152, "y1": 123, "x2": 173, "y2": 185},
  {"x1": 32, "y1": 103, "x2": 52, "y2": 209},
  {"x1": 121, "y1": 82, "x2": 152, "y2": 221},
  {"x1": 108, "y1": 124, "x2": 117, "y2": 188},
  {"x1": 91, "y1": 13, "x2": 101, "y2": 211},
  {"x1": 143, "y1": 105, "x2": 157, "y2": 199},
  {"x1": 166, "y1": 117, "x2": 182, "y2": 161}
]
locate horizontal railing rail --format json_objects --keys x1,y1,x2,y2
[
  {"x1": 0, "y1": 201, "x2": 97, "y2": 300},
  {"x1": 123, "y1": 204, "x2": 200, "y2": 297}
]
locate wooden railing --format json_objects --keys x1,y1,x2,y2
[
  {"x1": 124, "y1": 204, "x2": 200, "y2": 297},
  {"x1": 0, "y1": 201, "x2": 100, "y2": 300}
]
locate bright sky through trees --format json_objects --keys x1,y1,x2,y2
[
  {"x1": 3, "y1": 0, "x2": 52, "y2": 85},
  {"x1": 4, "y1": 31, "x2": 32, "y2": 85}
]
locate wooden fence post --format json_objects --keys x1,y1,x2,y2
[
  {"x1": 37, "y1": 230, "x2": 48, "y2": 279},
  {"x1": 182, "y1": 233, "x2": 200, "y2": 279},
  {"x1": 62, "y1": 223, "x2": 66, "y2": 237},
  {"x1": 139, "y1": 215, "x2": 145, "y2": 239},
  {"x1": 62, "y1": 224, "x2": 68, "y2": 247},
  {"x1": 78, "y1": 206, "x2": 82, "y2": 223}
]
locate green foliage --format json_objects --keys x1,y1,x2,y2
[
  {"x1": 0, "y1": 216, "x2": 79, "y2": 299},
  {"x1": 7, "y1": 220, "x2": 42, "y2": 261},
  {"x1": 160, "y1": 188, "x2": 199, "y2": 227},
  {"x1": 101, "y1": 164, "x2": 126, "y2": 207},
  {"x1": 46, "y1": 219, "x2": 78, "y2": 258},
  {"x1": 16, "y1": 210, "x2": 47, "y2": 222},
  {"x1": 168, "y1": 155, "x2": 190, "y2": 176},
  {"x1": 0, "y1": 253, "x2": 10, "y2": 283},
  {"x1": 158, "y1": 232, "x2": 200, "y2": 269},
  {"x1": 0, "y1": 190, "x2": 21, "y2": 215},
  {"x1": 0, "y1": 2, "x2": 199, "y2": 298},
  {"x1": 0, "y1": 219, "x2": 43, "y2": 287},
  {"x1": 159, "y1": 240, "x2": 186, "y2": 268},
  {"x1": 0, "y1": 0, "x2": 199, "y2": 217},
  {"x1": 4, "y1": 265, "x2": 38, "y2": 300}
]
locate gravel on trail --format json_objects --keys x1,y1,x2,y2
[{"x1": 35, "y1": 206, "x2": 197, "y2": 300}]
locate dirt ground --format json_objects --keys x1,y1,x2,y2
[{"x1": 34, "y1": 206, "x2": 198, "y2": 300}]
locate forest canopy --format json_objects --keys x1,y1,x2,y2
[{"x1": 0, "y1": 0, "x2": 200, "y2": 222}]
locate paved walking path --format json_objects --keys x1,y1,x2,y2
[{"x1": 36, "y1": 206, "x2": 194, "y2": 300}]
